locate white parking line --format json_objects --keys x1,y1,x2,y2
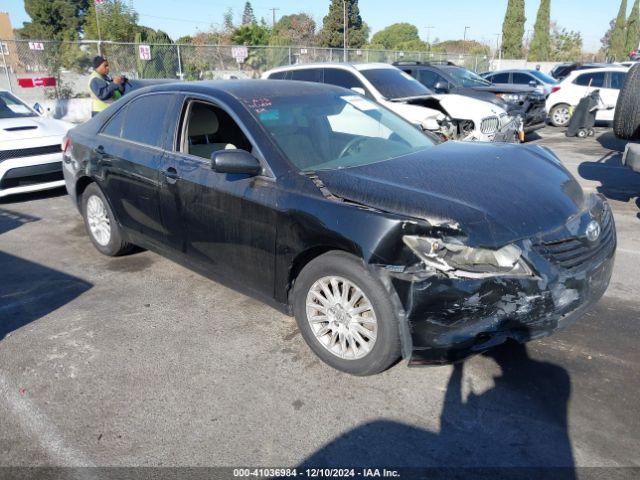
[{"x1": 0, "y1": 373, "x2": 97, "y2": 474}]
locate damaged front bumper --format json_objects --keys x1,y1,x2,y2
[{"x1": 376, "y1": 211, "x2": 616, "y2": 366}]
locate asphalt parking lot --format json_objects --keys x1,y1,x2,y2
[{"x1": 1, "y1": 127, "x2": 639, "y2": 474}]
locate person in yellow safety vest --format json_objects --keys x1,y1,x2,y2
[{"x1": 89, "y1": 56, "x2": 125, "y2": 117}]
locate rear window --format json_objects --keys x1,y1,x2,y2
[
  {"x1": 574, "y1": 72, "x2": 605, "y2": 88},
  {"x1": 121, "y1": 94, "x2": 174, "y2": 148},
  {"x1": 290, "y1": 69, "x2": 322, "y2": 82}
]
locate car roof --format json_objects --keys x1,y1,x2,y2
[
  {"x1": 130, "y1": 78, "x2": 351, "y2": 99},
  {"x1": 565, "y1": 66, "x2": 629, "y2": 77},
  {"x1": 266, "y1": 62, "x2": 396, "y2": 74}
]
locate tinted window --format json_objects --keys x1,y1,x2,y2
[
  {"x1": 417, "y1": 69, "x2": 442, "y2": 89},
  {"x1": 290, "y1": 69, "x2": 322, "y2": 82},
  {"x1": 359, "y1": 68, "x2": 432, "y2": 99},
  {"x1": 513, "y1": 72, "x2": 537, "y2": 85},
  {"x1": 323, "y1": 68, "x2": 365, "y2": 90},
  {"x1": 610, "y1": 72, "x2": 627, "y2": 89},
  {"x1": 529, "y1": 70, "x2": 558, "y2": 84},
  {"x1": 121, "y1": 94, "x2": 174, "y2": 147},
  {"x1": 102, "y1": 106, "x2": 126, "y2": 137},
  {"x1": 444, "y1": 67, "x2": 491, "y2": 87},
  {"x1": 491, "y1": 73, "x2": 510, "y2": 83},
  {"x1": 575, "y1": 72, "x2": 605, "y2": 87},
  {"x1": 0, "y1": 91, "x2": 37, "y2": 119},
  {"x1": 268, "y1": 71, "x2": 287, "y2": 80}
]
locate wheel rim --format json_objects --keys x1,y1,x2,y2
[
  {"x1": 553, "y1": 106, "x2": 570, "y2": 125},
  {"x1": 305, "y1": 276, "x2": 378, "y2": 360},
  {"x1": 86, "y1": 195, "x2": 111, "y2": 246}
]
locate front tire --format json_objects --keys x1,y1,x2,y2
[
  {"x1": 81, "y1": 183, "x2": 134, "y2": 257},
  {"x1": 292, "y1": 251, "x2": 401, "y2": 376},
  {"x1": 549, "y1": 103, "x2": 571, "y2": 127}
]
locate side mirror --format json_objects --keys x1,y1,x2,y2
[
  {"x1": 33, "y1": 102, "x2": 45, "y2": 115},
  {"x1": 211, "y1": 149, "x2": 262, "y2": 176},
  {"x1": 433, "y1": 81, "x2": 449, "y2": 93},
  {"x1": 350, "y1": 87, "x2": 366, "y2": 96}
]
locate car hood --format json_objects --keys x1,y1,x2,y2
[
  {"x1": 382, "y1": 100, "x2": 443, "y2": 123},
  {"x1": 315, "y1": 142, "x2": 586, "y2": 248},
  {"x1": 430, "y1": 93, "x2": 507, "y2": 119},
  {"x1": 0, "y1": 116, "x2": 71, "y2": 144}
]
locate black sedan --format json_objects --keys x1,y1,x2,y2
[{"x1": 62, "y1": 80, "x2": 615, "y2": 375}]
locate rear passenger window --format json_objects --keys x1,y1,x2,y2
[
  {"x1": 101, "y1": 106, "x2": 126, "y2": 137},
  {"x1": 610, "y1": 72, "x2": 626, "y2": 89},
  {"x1": 323, "y1": 68, "x2": 366, "y2": 90},
  {"x1": 491, "y1": 73, "x2": 510, "y2": 83},
  {"x1": 513, "y1": 73, "x2": 536, "y2": 85},
  {"x1": 121, "y1": 94, "x2": 174, "y2": 148},
  {"x1": 268, "y1": 71, "x2": 287, "y2": 80},
  {"x1": 574, "y1": 72, "x2": 605, "y2": 88},
  {"x1": 417, "y1": 69, "x2": 441, "y2": 89},
  {"x1": 290, "y1": 69, "x2": 322, "y2": 82}
]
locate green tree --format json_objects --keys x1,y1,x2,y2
[
  {"x1": 550, "y1": 22, "x2": 583, "y2": 61},
  {"x1": 626, "y1": 0, "x2": 640, "y2": 54},
  {"x1": 272, "y1": 13, "x2": 316, "y2": 45},
  {"x1": 18, "y1": 0, "x2": 90, "y2": 40},
  {"x1": 84, "y1": 0, "x2": 140, "y2": 42},
  {"x1": 319, "y1": 0, "x2": 368, "y2": 48},
  {"x1": 501, "y1": 0, "x2": 526, "y2": 58},
  {"x1": 242, "y1": 2, "x2": 257, "y2": 26},
  {"x1": 223, "y1": 8, "x2": 235, "y2": 33},
  {"x1": 611, "y1": 0, "x2": 628, "y2": 60},
  {"x1": 231, "y1": 24, "x2": 271, "y2": 76},
  {"x1": 370, "y1": 23, "x2": 420, "y2": 49},
  {"x1": 528, "y1": 0, "x2": 551, "y2": 61},
  {"x1": 135, "y1": 29, "x2": 179, "y2": 79}
]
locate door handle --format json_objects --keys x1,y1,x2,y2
[{"x1": 161, "y1": 167, "x2": 181, "y2": 184}]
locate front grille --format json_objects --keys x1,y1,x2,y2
[
  {"x1": 0, "y1": 144, "x2": 61, "y2": 162},
  {"x1": 0, "y1": 162, "x2": 63, "y2": 189},
  {"x1": 534, "y1": 206, "x2": 615, "y2": 271},
  {"x1": 480, "y1": 116, "x2": 500, "y2": 134}
]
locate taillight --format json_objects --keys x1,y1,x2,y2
[
  {"x1": 551, "y1": 86, "x2": 561, "y2": 94},
  {"x1": 62, "y1": 136, "x2": 71, "y2": 153}
]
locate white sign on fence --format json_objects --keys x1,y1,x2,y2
[
  {"x1": 232, "y1": 46, "x2": 249, "y2": 63},
  {"x1": 28, "y1": 42, "x2": 44, "y2": 51},
  {"x1": 138, "y1": 44, "x2": 151, "y2": 61},
  {"x1": 300, "y1": 48, "x2": 308, "y2": 55}
]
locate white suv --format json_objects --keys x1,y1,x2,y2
[
  {"x1": 546, "y1": 67, "x2": 628, "y2": 127},
  {"x1": 262, "y1": 63, "x2": 518, "y2": 142}
]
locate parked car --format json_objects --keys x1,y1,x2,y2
[
  {"x1": 549, "y1": 62, "x2": 610, "y2": 81},
  {"x1": 395, "y1": 61, "x2": 546, "y2": 134},
  {"x1": 263, "y1": 63, "x2": 518, "y2": 142},
  {"x1": 546, "y1": 67, "x2": 628, "y2": 127},
  {"x1": 0, "y1": 89, "x2": 71, "y2": 198},
  {"x1": 63, "y1": 80, "x2": 616, "y2": 375},
  {"x1": 481, "y1": 69, "x2": 559, "y2": 96}
]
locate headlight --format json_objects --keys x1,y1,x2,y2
[
  {"x1": 403, "y1": 236, "x2": 533, "y2": 278},
  {"x1": 498, "y1": 93, "x2": 526, "y2": 104}
]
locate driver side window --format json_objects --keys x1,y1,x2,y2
[{"x1": 179, "y1": 101, "x2": 252, "y2": 160}]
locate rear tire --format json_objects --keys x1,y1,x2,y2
[
  {"x1": 549, "y1": 103, "x2": 571, "y2": 127},
  {"x1": 81, "y1": 183, "x2": 134, "y2": 257},
  {"x1": 292, "y1": 251, "x2": 401, "y2": 376},
  {"x1": 613, "y1": 63, "x2": 640, "y2": 140}
]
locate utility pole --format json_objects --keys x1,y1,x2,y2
[
  {"x1": 463, "y1": 26, "x2": 470, "y2": 55},
  {"x1": 343, "y1": 0, "x2": 348, "y2": 62},
  {"x1": 96, "y1": 1, "x2": 103, "y2": 56},
  {"x1": 425, "y1": 26, "x2": 434, "y2": 48},
  {"x1": 269, "y1": 7, "x2": 280, "y2": 28},
  {"x1": 494, "y1": 33, "x2": 502, "y2": 69}
]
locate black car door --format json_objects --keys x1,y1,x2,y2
[
  {"x1": 159, "y1": 96, "x2": 278, "y2": 298},
  {"x1": 97, "y1": 93, "x2": 177, "y2": 248}
]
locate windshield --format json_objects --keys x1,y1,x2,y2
[
  {"x1": 529, "y1": 70, "x2": 558, "y2": 84},
  {"x1": 0, "y1": 91, "x2": 37, "y2": 119},
  {"x1": 446, "y1": 67, "x2": 492, "y2": 87},
  {"x1": 359, "y1": 68, "x2": 432, "y2": 99},
  {"x1": 246, "y1": 90, "x2": 435, "y2": 172}
]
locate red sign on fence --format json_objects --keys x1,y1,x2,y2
[{"x1": 17, "y1": 77, "x2": 57, "y2": 88}]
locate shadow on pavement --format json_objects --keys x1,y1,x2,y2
[
  {"x1": 0, "y1": 208, "x2": 40, "y2": 235},
  {"x1": 296, "y1": 342, "x2": 574, "y2": 477},
  {"x1": 0, "y1": 251, "x2": 92, "y2": 341},
  {"x1": 596, "y1": 130, "x2": 639, "y2": 153},
  {"x1": 578, "y1": 150, "x2": 640, "y2": 203}
]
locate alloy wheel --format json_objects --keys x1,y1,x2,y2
[
  {"x1": 553, "y1": 106, "x2": 570, "y2": 126},
  {"x1": 305, "y1": 276, "x2": 378, "y2": 360},
  {"x1": 86, "y1": 195, "x2": 111, "y2": 246}
]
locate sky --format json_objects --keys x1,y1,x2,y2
[{"x1": 0, "y1": 0, "x2": 625, "y2": 52}]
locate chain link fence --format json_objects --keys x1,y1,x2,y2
[{"x1": 0, "y1": 38, "x2": 493, "y2": 108}]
